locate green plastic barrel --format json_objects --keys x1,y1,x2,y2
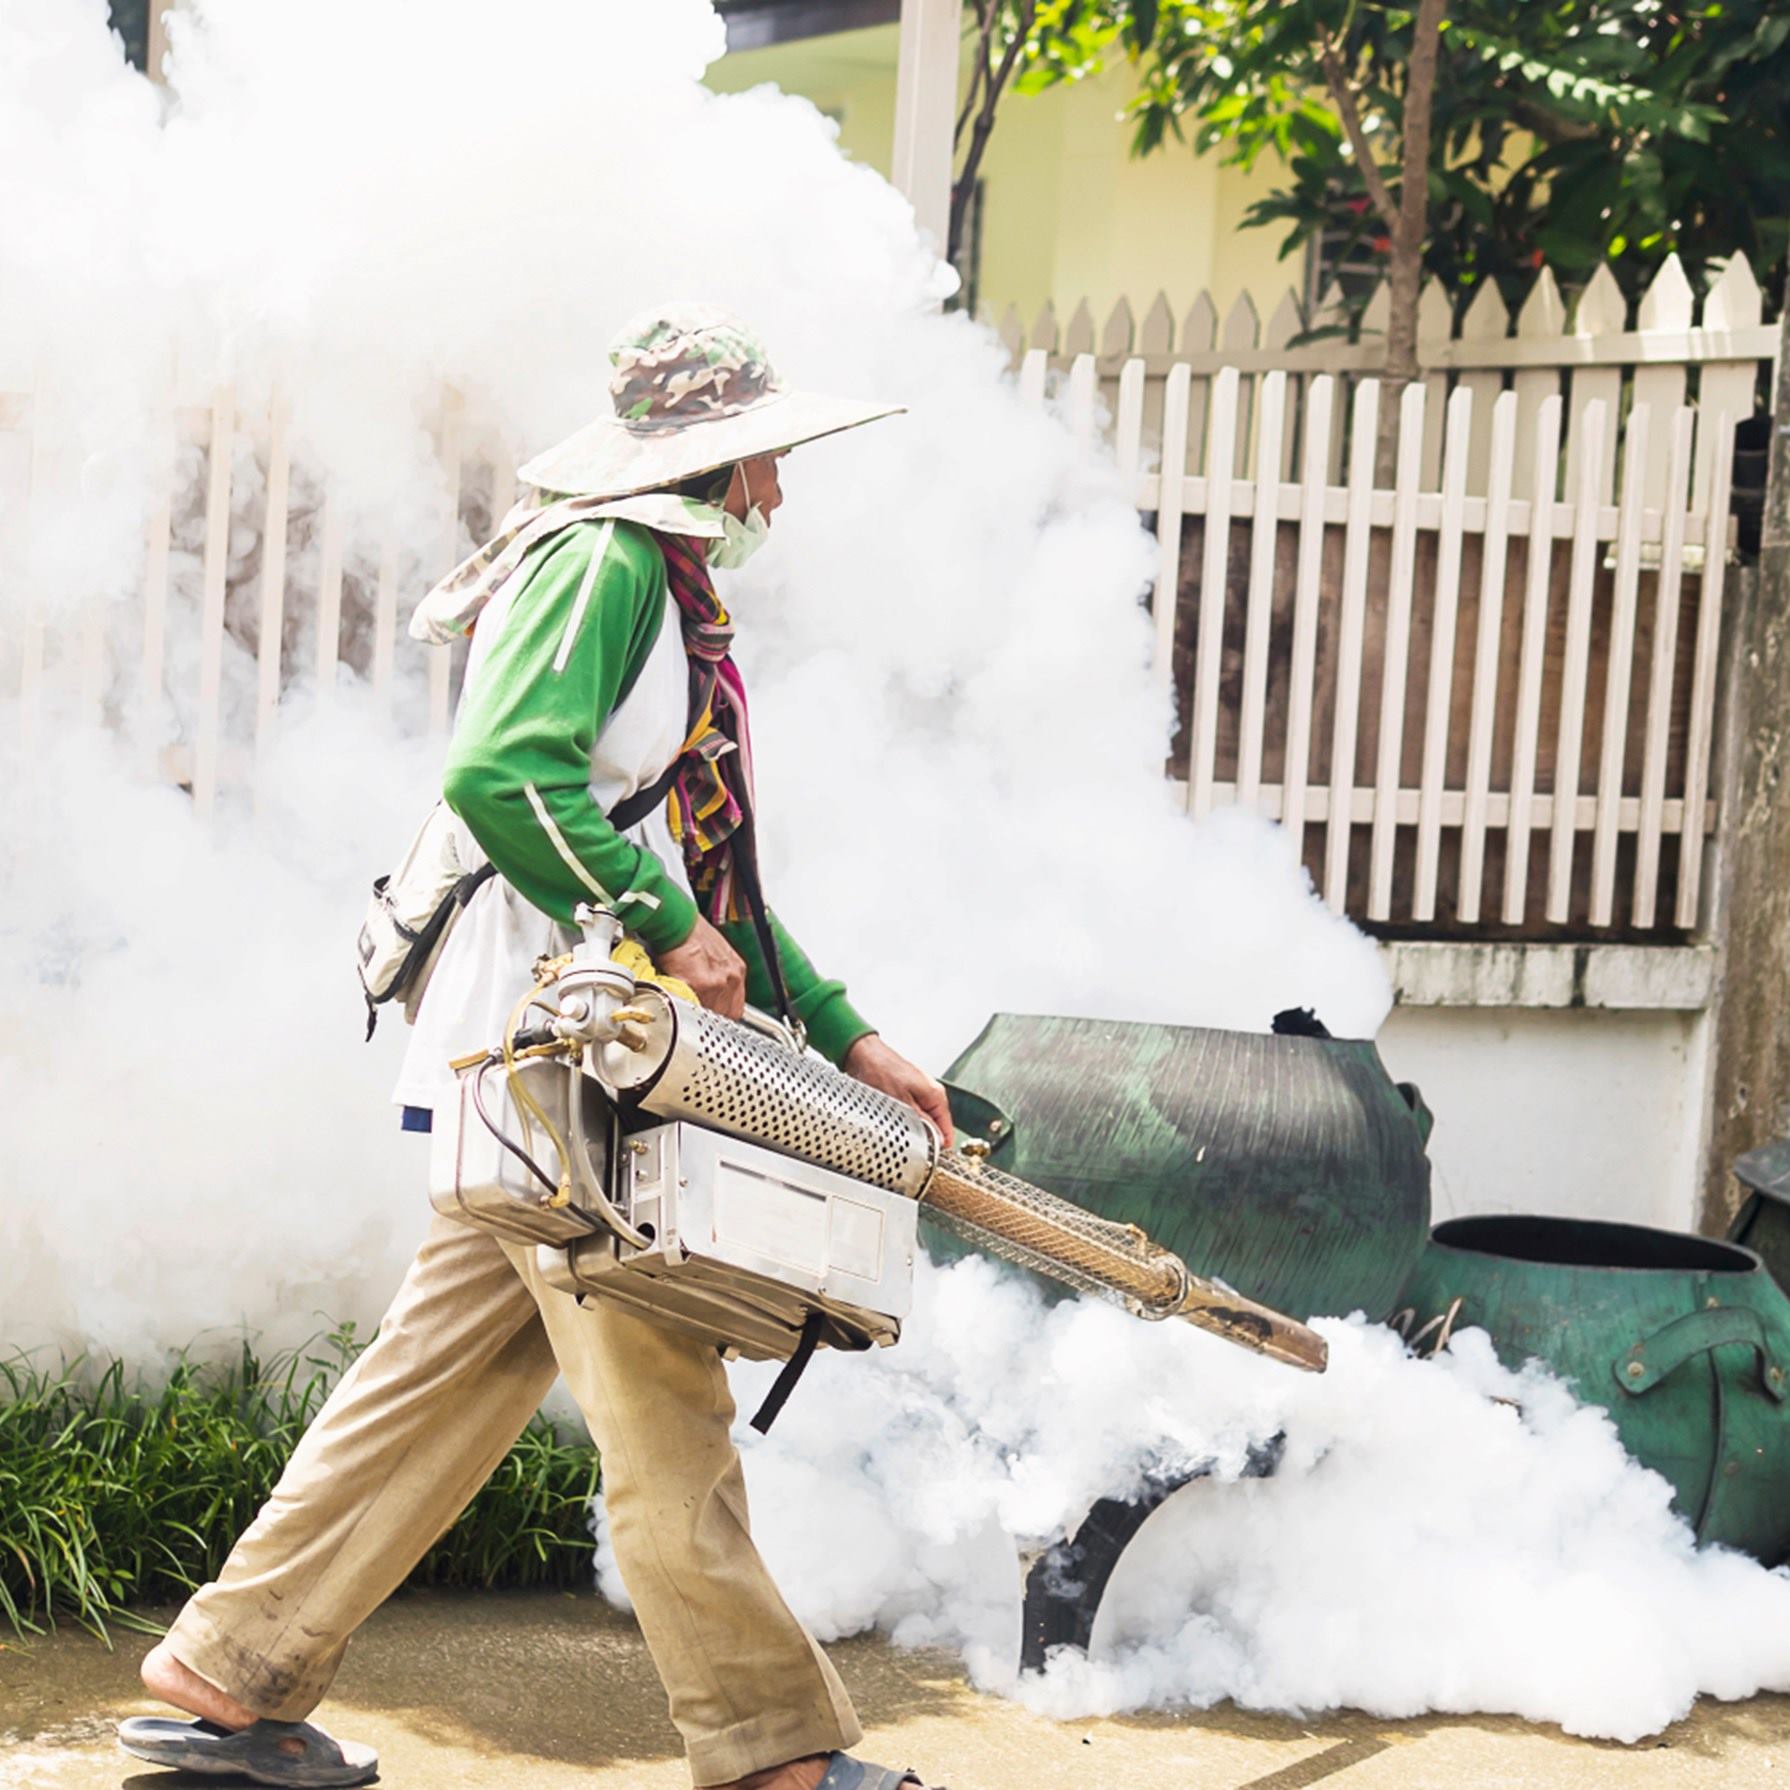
[
  {"x1": 940, "y1": 1013, "x2": 1433, "y2": 1322},
  {"x1": 1398, "y1": 1215, "x2": 1790, "y2": 1563}
]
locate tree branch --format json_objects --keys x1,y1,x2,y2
[
  {"x1": 1316, "y1": 31, "x2": 1398, "y2": 234},
  {"x1": 955, "y1": 0, "x2": 999, "y2": 148},
  {"x1": 1500, "y1": 90, "x2": 1598, "y2": 146},
  {"x1": 949, "y1": 0, "x2": 1036, "y2": 264}
]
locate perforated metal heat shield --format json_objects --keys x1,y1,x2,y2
[{"x1": 601, "y1": 997, "x2": 940, "y2": 1199}]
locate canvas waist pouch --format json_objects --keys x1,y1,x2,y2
[
  {"x1": 356, "y1": 763, "x2": 685, "y2": 1040},
  {"x1": 356, "y1": 803, "x2": 495, "y2": 1040}
]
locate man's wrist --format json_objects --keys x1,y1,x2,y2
[
  {"x1": 633, "y1": 884, "x2": 700, "y2": 956},
  {"x1": 808, "y1": 996, "x2": 875, "y2": 1067}
]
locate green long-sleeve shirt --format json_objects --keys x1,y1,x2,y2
[{"x1": 440, "y1": 518, "x2": 874, "y2": 1066}]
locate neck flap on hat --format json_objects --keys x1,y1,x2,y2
[{"x1": 408, "y1": 490, "x2": 725, "y2": 647}]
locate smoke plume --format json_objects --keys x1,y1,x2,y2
[{"x1": 8, "y1": 0, "x2": 1783, "y2": 1748}]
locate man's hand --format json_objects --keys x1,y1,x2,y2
[
  {"x1": 842, "y1": 1034, "x2": 955, "y2": 1146},
  {"x1": 658, "y1": 916, "x2": 748, "y2": 1019}
]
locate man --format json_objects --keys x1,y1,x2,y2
[{"x1": 119, "y1": 306, "x2": 951, "y2": 1790}]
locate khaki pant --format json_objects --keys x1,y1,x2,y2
[{"x1": 165, "y1": 1210, "x2": 862, "y2": 1785}]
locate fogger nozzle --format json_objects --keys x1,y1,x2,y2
[
  {"x1": 587, "y1": 987, "x2": 1328, "y2": 1373},
  {"x1": 920, "y1": 1155, "x2": 1328, "y2": 1373}
]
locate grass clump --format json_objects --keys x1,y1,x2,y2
[{"x1": 0, "y1": 1324, "x2": 601, "y2": 1640}]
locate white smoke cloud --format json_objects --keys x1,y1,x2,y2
[
  {"x1": 594, "y1": 1271, "x2": 1790, "y2": 1744},
  {"x1": 10, "y1": 0, "x2": 1781, "y2": 1751},
  {"x1": 0, "y1": 0, "x2": 1384, "y2": 1359},
  {"x1": 0, "y1": 710, "x2": 439, "y2": 1358}
]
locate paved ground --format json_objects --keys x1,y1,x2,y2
[{"x1": 3, "y1": 1591, "x2": 1787, "y2": 1790}]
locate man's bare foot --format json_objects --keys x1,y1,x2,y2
[
  {"x1": 139, "y1": 1640, "x2": 259, "y2": 1732},
  {"x1": 716, "y1": 1753, "x2": 831, "y2": 1790}
]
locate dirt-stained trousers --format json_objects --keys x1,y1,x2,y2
[{"x1": 163, "y1": 1209, "x2": 862, "y2": 1786}]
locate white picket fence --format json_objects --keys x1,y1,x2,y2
[
  {"x1": 1, "y1": 384, "x2": 506, "y2": 822},
  {"x1": 1022, "y1": 349, "x2": 1738, "y2": 935},
  {"x1": 1, "y1": 254, "x2": 1759, "y2": 939},
  {"x1": 994, "y1": 252, "x2": 1775, "y2": 515}
]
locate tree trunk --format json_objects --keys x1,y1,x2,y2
[
  {"x1": 1373, "y1": 0, "x2": 1448, "y2": 481},
  {"x1": 1701, "y1": 306, "x2": 1790, "y2": 1230},
  {"x1": 1376, "y1": 235, "x2": 1427, "y2": 481}
]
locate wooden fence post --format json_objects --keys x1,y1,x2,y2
[{"x1": 1701, "y1": 304, "x2": 1790, "y2": 1230}]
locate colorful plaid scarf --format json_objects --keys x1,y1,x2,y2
[{"x1": 657, "y1": 533, "x2": 755, "y2": 923}]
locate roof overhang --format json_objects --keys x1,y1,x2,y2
[{"x1": 717, "y1": 0, "x2": 902, "y2": 52}]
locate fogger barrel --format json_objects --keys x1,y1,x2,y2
[{"x1": 593, "y1": 988, "x2": 1327, "y2": 1372}]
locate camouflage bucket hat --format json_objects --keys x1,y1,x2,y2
[{"x1": 515, "y1": 303, "x2": 905, "y2": 500}]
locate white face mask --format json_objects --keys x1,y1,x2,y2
[{"x1": 706, "y1": 463, "x2": 771, "y2": 569}]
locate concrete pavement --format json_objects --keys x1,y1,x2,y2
[{"x1": 3, "y1": 1591, "x2": 1786, "y2": 1789}]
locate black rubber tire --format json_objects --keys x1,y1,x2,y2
[{"x1": 1018, "y1": 1433, "x2": 1284, "y2": 1672}]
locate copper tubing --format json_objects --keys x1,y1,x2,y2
[
  {"x1": 924, "y1": 1161, "x2": 1184, "y2": 1306},
  {"x1": 924, "y1": 1156, "x2": 1329, "y2": 1373}
]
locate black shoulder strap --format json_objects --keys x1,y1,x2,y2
[
  {"x1": 602, "y1": 756, "x2": 796, "y2": 1034},
  {"x1": 725, "y1": 790, "x2": 796, "y2": 1032},
  {"x1": 606, "y1": 759, "x2": 685, "y2": 834},
  {"x1": 457, "y1": 860, "x2": 498, "y2": 904}
]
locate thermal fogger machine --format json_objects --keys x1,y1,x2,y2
[{"x1": 429, "y1": 907, "x2": 1327, "y2": 1387}]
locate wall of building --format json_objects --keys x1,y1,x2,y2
[
  {"x1": 704, "y1": 23, "x2": 1292, "y2": 324},
  {"x1": 1377, "y1": 1006, "x2": 1714, "y2": 1234}
]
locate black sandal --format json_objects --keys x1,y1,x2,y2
[
  {"x1": 815, "y1": 1752, "x2": 941, "y2": 1790},
  {"x1": 116, "y1": 1715, "x2": 378, "y2": 1786}
]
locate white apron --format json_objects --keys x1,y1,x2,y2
[{"x1": 392, "y1": 565, "x2": 693, "y2": 1112}]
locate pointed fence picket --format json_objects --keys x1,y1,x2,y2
[
  {"x1": 192, "y1": 385, "x2": 236, "y2": 822},
  {"x1": 1633, "y1": 407, "x2": 1697, "y2": 930},
  {"x1": 1369, "y1": 383, "x2": 1428, "y2": 920},
  {"x1": 1324, "y1": 378, "x2": 1380, "y2": 914},
  {"x1": 1279, "y1": 373, "x2": 1334, "y2": 857},
  {"x1": 252, "y1": 392, "x2": 292, "y2": 814},
  {"x1": 1236, "y1": 369, "x2": 1287, "y2": 807},
  {"x1": 1413, "y1": 384, "x2": 1473, "y2": 922},
  {"x1": 314, "y1": 492, "x2": 346, "y2": 709},
  {"x1": 1456, "y1": 389, "x2": 1517, "y2": 923}
]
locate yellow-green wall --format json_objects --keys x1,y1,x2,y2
[{"x1": 706, "y1": 24, "x2": 1297, "y2": 336}]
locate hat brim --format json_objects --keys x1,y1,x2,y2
[{"x1": 516, "y1": 389, "x2": 905, "y2": 500}]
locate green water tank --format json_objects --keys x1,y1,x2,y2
[
  {"x1": 940, "y1": 1013, "x2": 1433, "y2": 1323},
  {"x1": 1397, "y1": 1215, "x2": 1790, "y2": 1563}
]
